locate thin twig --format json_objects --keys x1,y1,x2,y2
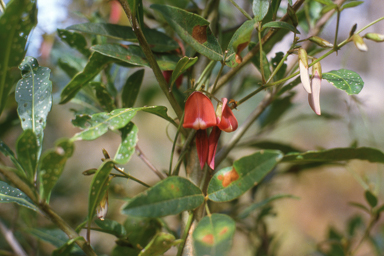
[
  {"x1": 0, "y1": 221, "x2": 27, "y2": 256},
  {"x1": 136, "y1": 145, "x2": 165, "y2": 180},
  {"x1": 228, "y1": 0, "x2": 252, "y2": 20}
]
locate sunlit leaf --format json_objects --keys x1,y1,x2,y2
[
  {"x1": 122, "y1": 69, "x2": 144, "y2": 108},
  {"x1": 262, "y1": 21, "x2": 300, "y2": 34},
  {"x1": 193, "y1": 214, "x2": 235, "y2": 256},
  {"x1": 151, "y1": 4, "x2": 223, "y2": 61},
  {"x1": 253, "y1": 0, "x2": 270, "y2": 22},
  {"x1": 114, "y1": 122, "x2": 138, "y2": 165},
  {"x1": 322, "y1": 69, "x2": 364, "y2": 95},
  {"x1": 16, "y1": 129, "x2": 38, "y2": 181},
  {"x1": 94, "y1": 219, "x2": 127, "y2": 238},
  {"x1": 121, "y1": 177, "x2": 204, "y2": 217},
  {"x1": 282, "y1": 147, "x2": 384, "y2": 163},
  {"x1": 0, "y1": 180, "x2": 37, "y2": 210},
  {"x1": 208, "y1": 150, "x2": 283, "y2": 202},
  {"x1": 0, "y1": 0, "x2": 37, "y2": 116},
  {"x1": 66, "y1": 23, "x2": 179, "y2": 53},
  {"x1": 57, "y1": 29, "x2": 91, "y2": 57},
  {"x1": 16, "y1": 57, "x2": 52, "y2": 145}
]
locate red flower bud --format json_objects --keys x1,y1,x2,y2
[
  {"x1": 207, "y1": 126, "x2": 221, "y2": 170},
  {"x1": 162, "y1": 70, "x2": 183, "y2": 88},
  {"x1": 183, "y1": 92, "x2": 217, "y2": 130},
  {"x1": 216, "y1": 98, "x2": 238, "y2": 132}
]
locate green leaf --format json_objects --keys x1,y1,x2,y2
[
  {"x1": 151, "y1": 4, "x2": 223, "y2": 61},
  {"x1": 16, "y1": 57, "x2": 52, "y2": 145},
  {"x1": 52, "y1": 237, "x2": 85, "y2": 256},
  {"x1": 122, "y1": 69, "x2": 144, "y2": 108},
  {"x1": 0, "y1": 180, "x2": 37, "y2": 211},
  {"x1": 226, "y1": 20, "x2": 256, "y2": 68},
  {"x1": 208, "y1": 150, "x2": 283, "y2": 202},
  {"x1": 349, "y1": 202, "x2": 370, "y2": 214},
  {"x1": 192, "y1": 214, "x2": 236, "y2": 256},
  {"x1": 60, "y1": 52, "x2": 114, "y2": 104},
  {"x1": 58, "y1": 55, "x2": 86, "y2": 78},
  {"x1": 244, "y1": 140, "x2": 302, "y2": 154},
  {"x1": 0, "y1": 0, "x2": 37, "y2": 116},
  {"x1": 282, "y1": 147, "x2": 384, "y2": 163},
  {"x1": 139, "y1": 232, "x2": 179, "y2": 256},
  {"x1": 262, "y1": 21, "x2": 300, "y2": 34},
  {"x1": 39, "y1": 139, "x2": 74, "y2": 201},
  {"x1": 340, "y1": 1, "x2": 364, "y2": 11},
  {"x1": 170, "y1": 56, "x2": 198, "y2": 88},
  {"x1": 16, "y1": 129, "x2": 38, "y2": 181},
  {"x1": 91, "y1": 44, "x2": 179, "y2": 70},
  {"x1": 0, "y1": 139, "x2": 25, "y2": 176},
  {"x1": 141, "y1": 106, "x2": 177, "y2": 127},
  {"x1": 253, "y1": 0, "x2": 270, "y2": 22},
  {"x1": 67, "y1": 23, "x2": 179, "y2": 53},
  {"x1": 365, "y1": 190, "x2": 378, "y2": 208},
  {"x1": 88, "y1": 160, "x2": 115, "y2": 222},
  {"x1": 121, "y1": 176, "x2": 204, "y2": 217},
  {"x1": 112, "y1": 246, "x2": 140, "y2": 256},
  {"x1": 123, "y1": 216, "x2": 162, "y2": 249},
  {"x1": 94, "y1": 219, "x2": 127, "y2": 238},
  {"x1": 312, "y1": 0, "x2": 334, "y2": 5},
  {"x1": 238, "y1": 194, "x2": 299, "y2": 219},
  {"x1": 259, "y1": 93, "x2": 294, "y2": 128},
  {"x1": 271, "y1": 52, "x2": 287, "y2": 81},
  {"x1": 321, "y1": 4, "x2": 338, "y2": 14},
  {"x1": 57, "y1": 29, "x2": 91, "y2": 57},
  {"x1": 114, "y1": 122, "x2": 138, "y2": 165},
  {"x1": 322, "y1": 69, "x2": 364, "y2": 95},
  {"x1": 251, "y1": 47, "x2": 271, "y2": 80},
  {"x1": 89, "y1": 82, "x2": 115, "y2": 112}
]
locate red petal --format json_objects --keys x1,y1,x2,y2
[
  {"x1": 196, "y1": 130, "x2": 208, "y2": 169},
  {"x1": 208, "y1": 126, "x2": 221, "y2": 170},
  {"x1": 183, "y1": 92, "x2": 217, "y2": 130},
  {"x1": 217, "y1": 98, "x2": 238, "y2": 132},
  {"x1": 162, "y1": 70, "x2": 172, "y2": 84}
]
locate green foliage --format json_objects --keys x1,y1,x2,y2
[
  {"x1": 114, "y1": 122, "x2": 138, "y2": 165},
  {"x1": 122, "y1": 69, "x2": 144, "y2": 108},
  {"x1": 171, "y1": 56, "x2": 198, "y2": 87},
  {"x1": 16, "y1": 129, "x2": 38, "y2": 182},
  {"x1": 253, "y1": 0, "x2": 270, "y2": 22},
  {"x1": 322, "y1": 69, "x2": 364, "y2": 95},
  {"x1": 0, "y1": 180, "x2": 37, "y2": 210}
]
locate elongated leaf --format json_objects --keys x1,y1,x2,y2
[
  {"x1": 151, "y1": 4, "x2": 223, "y2": 61},
  {"x1": 66, "y1": 23, "x2": 179, "y2": 53},
  {"x1": 262, "y1": 21, "x2": 300, "y2": 34},
  {"x1": 91, "y1": 44, "x2": 179, "y2": 70},
  {"x1": 321, "y1": 4, "x2": 338, "y2": 14},
  {"x1": 253, "y1": 0, "x2": 270, "y2": 22},
  {"x1": 141, "y1": 106, "x2": 177, "y2": 127},
  {"x1": 193, "y1": 214, "x2": 235, "y2": 256},
  {"x1": 340, "y1": 1, "x2": 363, "y2": 11},
  {"x1": 0, "y1": 0, "x2": 37, "y2": 116},
  {"x1": 58, "y1": 54, "x2": 86, "y2": 78},
  {"x1": 16, "y1": 57, "x2": 52, "y2": 145},
  {"x1": 0, "y1": 139, "x2": 25, "y2": 176},
  {"x1": 322, "y1": 69, "x2": 364, "y2": 95},
  {"x1": 282, "y1": 147, "x2": 384, "y2": 163},
  {"x1": 121, "y1": 177, "x2": 204, "y2": 217},
  {"x1": 88, "y1": 160, "x2": 114, "y2": 222},
  {"x1": 365, "y1": 190, "x2": 378, "y2": 208},
  {"x1": 238, "y1": 194, "x2": 299, "y2": 219},
  {"x1": 139, "y1": 232, "x2": 179, "y2": 256},
  {"x1": 114, "y1": 122, "x2": 138, "y2": 165},
  {"x1": 16, "y1": 129, "x2": 38, "y2": 181},
  {"x1": 245, "y1": 140, "x2": 302, "y2": 154},
  {"x1": 208, "y1": 150, "x2": 283, "y2": 202},
  {"x1": 226, "y1": 20, "x2": 256, "y2": 68},
  {"x1": 60, "y1": 52, "x2": 113, "y2": 104},
  {"x1": 52, "y1": 237, "x2": 85, "y2": 256},
  {"x1": 271, "y1": 51, "x2": 287, "y2": 81},
  {"x1": 94, "y1": 219, "x2": 127, "y2": 238},
  {"x1": 39, "y1": 139, "x2": 74, "y2": 201},
  {"x1": 122, "y1": 69, "x2": 144, "y2": 108},
  {"x1": 170, "y1": 57, "x2": 198, "y2": 88},
  {"x1": 312, "y1": 0, "x2": 334, "y2": 5},
  {"x1": 90, "y1": 82, "x2": 115, "y2": 112},
  {"x1": 57, "y1": 29, "x2": 91, "y2": 57},
  {"x1": 0, "y1": 180, "x2": 37, "y2": 211}
]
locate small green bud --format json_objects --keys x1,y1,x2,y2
[
  {"x1": 287, "y1": 4, "x2": 298, "y2": 27},
  {"x1": 82, "y1": 168, "x2": 97, "y2": 175},
  {"x1": 308, "y1": 36, "x2": 333, "y2": 48},
  {"x1": 352, "y1": 34, "x2": 368, "y2": 52},
  {"x1": 364, "y1": 33, "x2": 384, "y2": 42}
]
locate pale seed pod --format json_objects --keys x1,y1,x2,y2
[
  {"x1": 352, "y1": 34, "x2": 368, "y2": 52},
  {"x1": 308, "y1": 36, "x2": 333, "y2": 48}
]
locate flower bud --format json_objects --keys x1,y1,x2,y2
[
  {"x1": 216, "y1": 98, "x2": 238, "y2": 132},
  {"x1": 308, "y1": 61, "x2": 322, "y2": 115},
  {"x1": 308, "y1": 36, "x2": 333, "y2": 48},
  {"x1": 298, "y1": 48, "x2": 311, "y2": 94},
  {"x1": 96, "y1": 191, "x2": 108, "y2": 220},
  {"x1": 364, "y1": 33, "x2": 384, "y2": 42},
  {"x1": 352, "y1": 34, "x2": 368, "y2": 52}
]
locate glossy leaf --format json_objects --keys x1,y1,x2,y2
[
  {"x1": 322, "y1": 69, "x2": 364, "y2": 95},
  {"x1": 262, "y1": 21, "x2": 300, "y2": 34},
  {"x1": 282, "y1": 147, "x2": 384, "y2": 163},
  {"x1": 16, "y1": 129, "x2": 38, "y2": 181},
  {"x1": 94, "y1": 219, "x2": 127, "y2": 238},
  {"x1": 57, "y1": 29, "x2": 91, "y2": 57},
  {"x1": 0, "y1": 0, "x2": 37, "y2": 116},
  {"x1": 90, "y1": 82, "x2": 115, "y2": 112},
  {"x1": 193, "y1": 214, "x2": 235, "y2": 256},
  {"x1": 226, "y1": 20, "x2": 256, "y2": 68},
  {"x1": 16, "y1": 57, "x2": 52, "y2": 145},
  {"x1": 253, "y1": 0, "x2": 270, "y2": 22},
  {"x1": 88, "y1": 160, "x2": 115, "y2": 222},
  {"x1": 365, "y1": 190, "x2": 378, "y2": 208},
  {"x1": 114, "y1": 122, "x2": 138, "y2": 165},
  {"x1": 238, "y1": 194, "x2": 299, "y2": 219},
  {"x1": 121, "y1": 176, "x2": 204, "y2": 217},
  {"x1": 170, "y1": 56, "x2": 198, "y2": 87},
  {"x1": 122, "y1": 69, "x2": 144, "y2": 108},
  {"x1": 60, "y1": 52, "x2": 114, "y2": 104},
  {"x1": 67, "y1": 23, "x2": 179, "y2": 53},
  {"x1": 151, "y1": 4, "x2": 223, "y2": 61},
  {"x1": 0, "y1": 139, "x2": 25, "y2": 176},
  {"x1": 340, "y1": 1, "x2": 364, "y2": 11},
  {"x1": 39, "y1": 139, "x2": 74, "y2": 201},
  {"x1": 91, "y1": 44, "x2": 179, "y2": 70},
  {"x1": 124, "y1": 216, "x2": 162, "y2": 249},
  {"x1": 208, "y1": 150, "x2": 283, "y2": 202},
  {"x1": 0, "y1": 180, "x2": 37, "y2": 211},
  {"x1": 139, "y1": 232, "x2": 179, "y2": 256}
]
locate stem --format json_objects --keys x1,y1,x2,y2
[
  {"x1": 211, "y1": 56, "x2": 227, "y2": 94},
  {"x1": 116, "y1": 0, "x2": 183, "y2": 120},
  {"x1": 172, "y1": 130, "x2": 196, "y2": 176},
  {"x1": 349, "y1": 214, "x2": 376, "y2": 255},
  {"x1": 228, "y1": 0, "x2": 252, "y2": 20},
  {"x1": 169, "y1": 113, "x2": 185, "y2": 176},
  {"x1": 0, "y1": 221, "x2": 27, "y2": 256},
  {"x1": 0, "y1": 0, "x2": 5, "y2": 13},
  {"x1": 195, "y1": 60, "x2": 216, "y2": 91},
  {"x1": 236, "y1": 85, "x2": 265, "y2": 106},
  {"x1": 177, "y1": 212, "x2": 195, "y2": 256},
  {"x1": 258, "y1": 23, "x2": 266, "y2": 84},
  {"x1": 333, "y1": 9, "x2": 340, "y2": 52},
  {"x1": 113, "y1": 165, "x2": 151, "y2": 188},
  {"x1": 136, "y1": 145, "x2": 165, "y2": 180},
  {"x1": 356, "y1": 16, "x2": 384, "y2": 34},
  {"x1": 266, "y1": 51, "x2": 290, "y2": 84}
]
